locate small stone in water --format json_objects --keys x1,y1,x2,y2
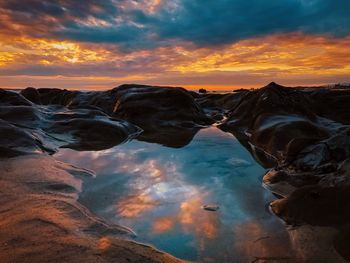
[{"x1": 202, "y1": 205, "x2": 219, "y2": 211}]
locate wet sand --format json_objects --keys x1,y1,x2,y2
[{"x1": 0, "y1": 155, "x2": 182, "y2": 263}]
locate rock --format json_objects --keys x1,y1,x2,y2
[
  {"x1": 195, "y1": 91, "x2": 247, "y2": 111},
  {"x1": 0, "y1": 88, "x2": 142, "y2": 153},
  {"x1": 0, "y1": 119, "x2": 54, "y2": 157},
  {"x1": 207, "y1": 83, "x2": 350, "y2": 233},
  {"x1": 270, "y1": 185, "x2": 350, "y2": 226},
  {"x1": 2, "y1": 83, "x2": 350, "y2": 248},
  {"x1": 0, "y1": 89, "x2": 32, "y2": 106},
  {"x1": 326, "y1": 133, "x2": 350, "y2": 161},
  {"x1": 20, "y1": 87, "x2": 41, "y2": 104},
  {"x1": 111, "y1": 84, "x2": 213, "y2": 129},
  {"x1": 217, "y1": 83, "x2": 326, "y2": 166},
  {"x1": 263, "y1": 169, "x2": 320, "y2": 197},
  {"x1": 19, "y1": 85, "x2": 214, "y2": 148},
  {"x1": 293, "y1": 143, "x2": 331, "y2": 170},
  {"x1": 48, "y1": 118, "x2": 141, "y2": 151},
  {"x1": 201, "y1": 204, "x2": 219, "y2": 211},
  {"x1": 233, "y1": 88, "x2": 248, "y2": 93},
  {"x1": 308, "y1": 88, "x2": 350, "y2": 124},
  {"x1": 137, "y1": 126, "x2": 200, "y2": 148}
]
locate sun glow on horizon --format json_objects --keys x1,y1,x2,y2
[
  {"x1": 0, "y1": 35, "x2": 349, "y2": 90},
  {"x1": 0, "y1": 0, "x2": 349, "y2": 89}
]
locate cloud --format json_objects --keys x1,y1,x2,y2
[
  {"x1": 0, "y1": 0, "x2": 349, "y2": 89},
  {"x1": 0, "y1": 33, "x2": 349, "y2": 89},
  {"x1": 1, "y1": 0, "x2": 350, "y2": 50}
]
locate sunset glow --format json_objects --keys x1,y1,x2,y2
[{"x1": 0, "y1": 0, "x2": 349, "y2": 90}]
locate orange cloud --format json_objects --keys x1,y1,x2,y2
[
  {"x1": 0, "y1": 36, "x2": 111, "y2": 65},
  {"x1": 178, "y1": 195, "x2": 219, "y2": 240},
  {"x1": 172, "y1": 33, "x2": 350, "y2": 76},
  {"x1": 116, "y1": 193, "x2": 158, "y2": 218},
  {"x1": 0, "y1": 33, "x2": 349, "y2": 90},
  {"x1": 152, "y1": 217, "x2": 174, "y2": 233}
]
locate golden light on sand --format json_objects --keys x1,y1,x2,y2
[{"x1": 98, "y1": 237, "x2": 112, "y2": 250}]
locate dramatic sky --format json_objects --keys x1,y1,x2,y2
[{"x1": 0, "y1": 0, "x2": 350, "y2": 90}]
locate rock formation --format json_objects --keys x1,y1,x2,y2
[{"x1": 1, "y1": 82, "x2": 350, "y2": 262}]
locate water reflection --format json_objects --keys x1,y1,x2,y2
[
  {"x1": 137, "y1": 126, "x2": 200, "y2": 148},
  {"x1": 55, "y1": 127, "x2": 293, "y2": 262}
]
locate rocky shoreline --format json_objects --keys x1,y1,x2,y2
[{"x1": 1, "y1": 82, "x2": 350, "y2": 262}]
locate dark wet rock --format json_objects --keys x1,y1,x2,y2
[
  {"x1": 0, "y1": 119, "x2": 53, "y2": 157},
  {"x1": 208, "y1": 111, "x2": 224, "y2": 121},
  {"x1": 21, "y1": 87, "x2": 116, "y2": 114},
  {"x1": 0, "y1": 105, "x2": 41, "y2": 126},
  {"x1": 21, "y1": 85, "x2": 213, "y2": 129},
  {"x1": 265, "y1": 156, "x2": 350, "y2": 198},
  {"x1": 233, "y1": 88, "x2": 248, "y2": 93},
  {"x1": 270, "y1": 185, "x2": 350, "y2": 226},
  {"x1": 202, "y1": 204, "x2": 219, "y2": 211},
  {"x1": 268, "y1": 133, "x2": 350, "y2": 193},
  {"x1": 218, "y1": 83, "x2": 323, "y2": 166},
  {"x1": 137, "y1": 126, "x2": 199, "y2": 148},
  {"x1": 48, "y1": 118, "x2": 141, "y2": 151},
  {"x1": 3, "y1": 83, "x2": 350, "y2": 244},
  {"x1": 21, "y1": 87, "x2": 78, "y2": 107},
  {"x1": 218, "y1": 82, "x2": 350, "y2": 173},
  {"x1": 195, "y1": 91, "x2": 248, "y2": 111},
  {"x1": 317, "y1": 158, "x2": 350, "y2": 188},
  {"x1": 0, "y1": 89, "x2": 32, "y2": 106},
  {"x1": 263, "y1": 169, "x2": 321, "y2": 197},
  {"x1": 333, "y1": 228, "x2": 350, "y2": 262},
  {"x1": 3, "y1": 83, "x2": 350, "y2": 263},
  {"x1": 0, "y1": 88, "x2": 142, "y2": 154},
  {"x1": 251, "y1": 115, "x2": 329, "y2": 163},
  {"x1": 292, "y1": 143, "x2": 331, "y2": 171},
  {"x1": 111, "y1": 84, "x2": 213, "y2": 128},
  {"x1": 20, "y1": 87, "x2": 41, "y2": 104},
  {"x1": 1, "y1": 84, "x2": 217, "y2": 156},
  {"x1": 207, "y1": 83, "x2": 350, "y2": 233},
  {"x1": 19, "y1": 85, "x2": 214, "y2": 148},
  {"x1": 308, "y1": 88, "x2": 350, "y2": 125},
  {"x1": 224, "y1": 82, "x2": 317, "y2": 128},
  {"x1": 103, "y1": 85, "x2": 214, "y2": 146},
  {"x1": 326, "y1": 133, "x2": 350, "y2": 161}
]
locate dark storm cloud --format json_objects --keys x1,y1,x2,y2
[
  {"x1": 151, "y1": 0, "x2": 350, "y2": 45},
  {"x1": 1, "y1": 0, "x2": 119, "y2": 18},
  {"x1": 1, "y1": 0, "x2": 350, "y2": 50}
]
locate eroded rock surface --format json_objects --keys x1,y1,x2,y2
[
  {"x1": 2, "y1": 83, "x2": 350, "y2": 262},
  {"x1": 0, "y1": 90, "x2": 143, "y2": 154},
  {"x1": 216, "y1": 82, "x2": 350, "y2": 192},
  {"x1": 18, "y1": 84, "x2": 212, "y2": 148},
  {"x1": 213, "y1": 82, "x2": 350, "y2": 262},
  {"x1": 0, "y1": 84, "x2": 215, "y2": 263}
]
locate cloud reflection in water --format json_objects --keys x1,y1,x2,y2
[{"x1": 55, "y1": 127, "x2": 293, "y2": 262}]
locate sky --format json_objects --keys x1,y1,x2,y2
[{"x1": 0, "y1": 0, "x2": 350, "y2": 90}]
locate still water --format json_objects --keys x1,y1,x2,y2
[{"x1": 56, "y1": 127, "x2": 293, "y2": 262}]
